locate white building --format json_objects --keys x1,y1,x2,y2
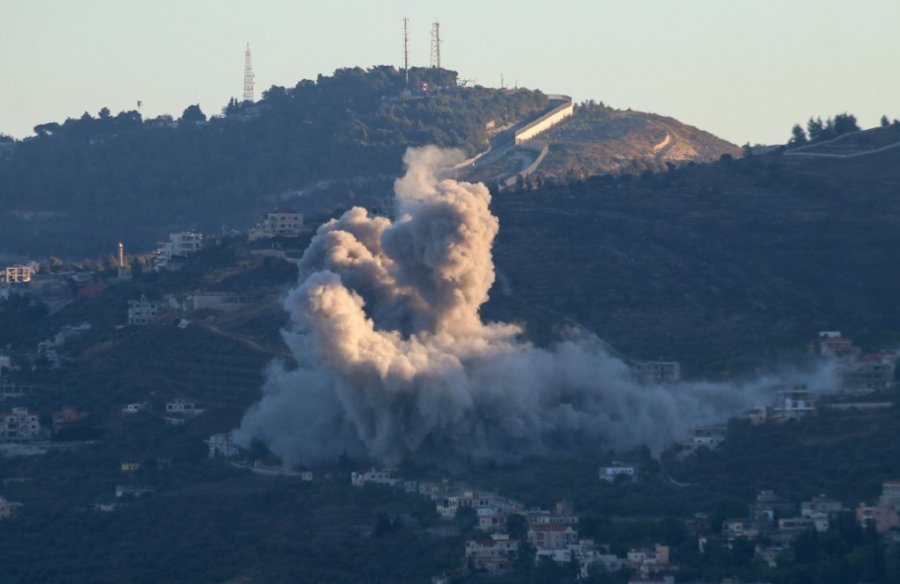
[
  {"x1": 165, "y1": 399, "x2": 204, "y2": 417},
  {"x1": 155, "y1": 232, "x2": 203, "y2": 269},
  {"x1": 436, "y1": 490, "x2": 519, "y2": 519},
  {"x1": 0, "y1": 407, "x2": 41, "y2": 441},
  {"x1": 465, "y1": 533, "x2": 519, "y2": 573},
  {"x1": 633, "y1": 361, "x2": 682, "y2": 384},
  {"x1": 772, "y1": 384, "x2": 815, "y2": 421},
  {"x1": 249, "y1": 208, "x2": 304, "y2": 240},
  {"x1": 351, "y1": 468, "x2": 401, "y2": 488},
  {"x1": 690, "y1": 425, "x2": 727, "y2": 449},
  {"x1": 527, "y1": 524, "x2": 578, "y2": 550},
  {"x1": 599, "y1": 462, "x2": 638, "y2": 483},
  {"x1": 0, "y1": 264, "x2": 35, "y2": 284},
  {"x1": 121, "y1": 403, "x2": 147, "y2": 414},
  {"x1": 127, "y1": 295, "x2": 159, "y2": 325},
  {"x1": 205, "y1": 433, "x2": 240, "y2": 459}
]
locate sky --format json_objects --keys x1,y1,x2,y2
[{"x1": 2, "y1": 0, "x2": 898, "y2": 145}]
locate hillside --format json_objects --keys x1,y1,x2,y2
[
  {"x1": 0, "y1": 66, "x2": 547, "y2": 258},
  {"x1": 536, "y1": 102, "x2": 741, "y2": 177},
  {"x1": 484, "y1": 124, "x2": 900, "y2": 376}
]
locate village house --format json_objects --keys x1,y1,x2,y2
[
  {"x1": 627, "y1": 545, "x2": 670, "y2": 577},
  {"x1": 248, "y1": 208, "x2": 304, "y2": 241},
  {"x1": 127, "y1": 295, "x2": 160, "y2": 325},
  {"x1": 689, "y1": 425, "x2": 727, "y2": 450},
  {"x1": 165, "y1": 399, "x2": 204, "y2": 417},
  {"x1": 0, "y1": 264, "x2": 36, "y2": 284},
  {"x1": 351, "y1": 468, "x2": 401, "y2": 488},
  {"x1": 154, "y1": 232, "x2": 203, "y2": 269},
  {"x1": 771, "y1": 384, "x2": 816, "y2": 421},
  {"x1": 632, "y1": 361, "x2": 681, "y2": 384},
  {"x1": 880, "y1": 480, "x2": 900, "y2": 509},
  {"x1": 599, "y1": 461, "x2": 639, "y2": 483},
  {"x1": 0, "y1": 407, "x2": 41, "y2": 441},
  {"x1": 0, "y1": 496, "x2": 22, "y2": 519},
  {"x1": 842, "y1": 352, "x2": 898, "y2": 393},
  {"x1": 465, "y1": 533, "x2": 519, "y2": 573},
  {"x1": 436, "y1": 490, "x2": 519, "y2": 519},
  {"x1": 723, "y1": 519, "x2": 760, "y2": 540},
  {"x1": 205, "y1": 433, "x2": 240, "y2": 459},
  {"x1": 856, "y1": 504, "x2": 900, "y2": 533},
  {"x1": 121, "y1": 462, "x2": 141, "y2": 473},
  {"x1": 810, "y1": 331, "x2": 861, "y2": 360},
  {"x1": 121, "y1": 402, "x2": 147, "y2": 414},
  {"x1": 527, "y1": 524, "x2": 578, "y2": 550}
]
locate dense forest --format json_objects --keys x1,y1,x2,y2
[{"x1": 0, "y1": 66, "x2": 546, "y2": 257}]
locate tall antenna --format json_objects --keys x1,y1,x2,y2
[
  {"x1": 430, "y1": 22, "x2": 441, "y2": 69},
  {"x1": 403, "y1": 17, "x2": 410, "y2": 88},
  {"x1": 243, "y1": 43, "x2": 255, "y2": 102}
]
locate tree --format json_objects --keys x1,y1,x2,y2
[
  {"x1": 881, "y1": 115, "x2": 890, "y2": 128},
  {"x1": 832, "y1": 113, "x2": 859, "y2": 136},
  {"x1": 788, "y1": 124, "x2": 808, "y2": 146},
  {"x1": 180, "y1": 104, "x2": 207, "y2": 123},
  {"x1": 807, "y1": 117, "x2": 825, "y2": 142}
]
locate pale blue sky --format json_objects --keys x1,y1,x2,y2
[{"x1": 2, "y1": 0, "x2": 897, "y2": 144}]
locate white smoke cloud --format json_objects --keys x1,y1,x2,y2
[{"x1": 234, "y1": 146, "x2": 837, "y2": 465}]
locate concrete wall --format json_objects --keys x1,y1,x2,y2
[{"x1": 514, "y1": 97, "x2": 574, "y2": 145}]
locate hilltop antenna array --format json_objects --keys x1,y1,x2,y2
[
  {"x1": 243, "y1": 43, "x2": 255, "y2": 102},
  {"x1": 403, "y1": 17, "x2": 410, "y2": 88},
  {"x1": 430, "y1": 22, "x2": 441, "y2": 69}
]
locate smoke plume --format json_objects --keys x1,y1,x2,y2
[{"x1": 234, "y1": 146, "x2": 835, "y2": 465}]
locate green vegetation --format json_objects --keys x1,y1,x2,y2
[{"x1": 0, "y1": 66, "x2": 546, "y2": 257}]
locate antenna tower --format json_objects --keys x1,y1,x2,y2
[
  {"x1": 403, "y1": 17, "x2": 410, "y2": 88},
  {"x1": 243, "y1": 43, "x2": 255, "y2": 102},
  {"x1": 430, "y1": 22, "x2": 441, "y2": 69}
]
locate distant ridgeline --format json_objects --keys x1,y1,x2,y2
[{"x1": 0, "y1": 66, "x2": 546, "y2": 257}]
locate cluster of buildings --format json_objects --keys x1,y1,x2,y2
[
  {"x1": 810, "y1": 331, "x2": 898, "y2": 394},
  {"x1": 856, "y1": 480, "x2": 900, "y2": 534}
]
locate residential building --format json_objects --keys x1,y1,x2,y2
[
  {"x1": 599, "y1": 462, "x2": 638, "y2": 483},
  {"x1": 205, "y1": 433, "x2": 240, "y2": 459},
  {"x1": 155, "y1": 232, "x2": 203, "y2": 269},
  {"x1": 527, "y1": 524, "x2": 578, "y2": 550},
  {"x1": 121, "y1": 462, "x2": 141, "y2": 473},
  {"x1": 627, "y1": 545, "x2": 670, "y2": 577},
  {"x1": 352, "y1": 468, "x2": 401, "y2": 488},
  {"x1": 810, "y1": 331, "x2": 861, "y2": 360},
  {"x1": 801, "y1": 495, "x2": 843, "y2": 518},
  {"x1": 127, "y1": 295, "x2": 159, "y2": 325},
  {"x1": 165, "y1": 399, "x2": 204, "y2": 417},
  {"x1": 465, "y1": 533, "x2": 518, "y2": 573},
  {"x1": 249, "y1": 208, "x2": 304, "y2": 240},
  {"x1": 0, "y1": 496, "x2": 22, "y2": 519},
  {"x1": 0, "y1": 407, "x2": 41, "y2": 441},
  {"x1": 771, "y1": 384, "x2": 815, "y2": 421},
  {"x1": 633, "y1": 361, "x2": 681, "y2": 384},
  {"x1": 436, "y1": 490, "x2": 519, "y2": 519},
  {"x1": 690, "y1": 425, "x2": 727, "y2": 449},
  {"x1": 121, "y1": 403, "x2": 147, "y2": 414},
  {"x1": 842, "y1": 352, "x2": 898, "y2": 392},
  {"x1": 1, "y1": 264, "x2": 35, "y2": 284},
  {"x1": 723, "y1": 519, "x2": 759, "y2": 540},
  {"x1": 879, "y1": 480, "x2": 900, "y2": 509},
  {"x1": 856, "y1": 504, "x2": 900, "y2": 533}
]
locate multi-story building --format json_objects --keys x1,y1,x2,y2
[
  {"x1": 127, "y1": 295, "x2": 159, "y2": 325},
  {"x1": 771, "y1": 384, "x2": 815, "y2": 421},
  {"x1": 0, "y1": 265, "x2": 35, "y2": 284},
  {"x1": 633, "y1": 361, "x2": 681, "y2": 385},
  {"x1": 155, "y1": 232, "x2": 203, "y2": 269},
  {"x1": 598, "y1": 462, "x2": 639, "y2": 483},
  {"x1": 249, "y1": 208, "x2": 304, "y2": 240},
  {"x1": 465, "y1": 534, "x2": 519, "y2": 573},
  {"x1": 205, "y1": 433, "x2": 240, "y2": 459},
  {"x1": 0, "y1": 407, "x2": 41, "y2": 441},
  {"x1": 527, "y1": 524, "x2": 578, "y2": 550}
]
